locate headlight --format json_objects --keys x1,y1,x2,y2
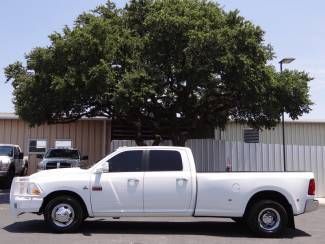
[
  {"x1": 13, "y1": 178, "x2": 42, "y2": 196},
  {"x1": 27, "y1": 183, "x2": 42, "y2": 195},
  {"x1": 0, "y1": 160, "x2": 10, "y2": 171},
  {"x1": 37, "y1": 161, "x2": 44, "y2": 170}
]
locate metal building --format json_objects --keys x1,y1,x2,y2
[
  {"x1": 0, "y1": 113, "x2": 111, "y2": 174},
  {"x1": 215, "y1": 120, "x2": 325, "y2": 146}
]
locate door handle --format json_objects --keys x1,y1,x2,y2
[
  {"x1": 128, "y1": 178, "x2": 140, "y2": 182},
  {"x1": 176, "y1": 178, "x2": 188, "y2": 182},
  {"x1": 128, "y1": 178, "x2": 139, "y2": 186}
]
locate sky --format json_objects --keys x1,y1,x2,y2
[{"x1": 0, "y1": 0, "x2": 324, "y2": 120}]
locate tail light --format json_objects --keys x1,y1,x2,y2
[{"x1": 308, "y1": 179, "x2": 316, "y2": 195}]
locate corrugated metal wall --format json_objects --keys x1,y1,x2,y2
[
  {"x1": 227, "y1": 141, "x2": 325, "y2": 197},
  {"x1": 216, "y1": 122, "x2": 325, "y2": 146},
  {"x1": 0, "y1": 119, "x2": 111, "y2": 174},
  {"x1": 111, "y1": 139, "x2": 325, "y2": 197}
]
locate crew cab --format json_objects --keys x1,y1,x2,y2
[
  {"x1": 0, "y1": 144, "x2": 28, "y2": 185},
  {"x1": 10, "y1": 146, "x2": 319, "y2": 237}
]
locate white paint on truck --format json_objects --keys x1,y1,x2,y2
[{"x1": 10, "y1": 146, "x2": 318, "y2": 236}]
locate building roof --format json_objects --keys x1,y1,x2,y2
[
  {"x1": 0, "y1": 112, "x2": 108, "y2": 121},
  {"x1": 0, "y1": 112, "x2": 18, "y2": 119}
]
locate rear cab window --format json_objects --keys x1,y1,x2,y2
[{"x1": 147, "y1": 150, "x2": 183, "y2": 171}]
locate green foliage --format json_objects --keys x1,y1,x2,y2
[{"x1": 4, "y1": 0, "x2": 312, "y2": 145}]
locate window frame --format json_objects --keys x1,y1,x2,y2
[
  {"x1": 106, "y1": 149, "x2": 145, "y2": 173},
  {"x1": 28, "y1": 139, "x2": 48, "y2": 154},
  {"x1": 144, "y1": 150, "x2": 184, "y2": 172}
]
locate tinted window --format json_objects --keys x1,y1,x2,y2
[
  {"x1": 108, "y1": 151, "x2": 143, "y2": 172},
  {"x1": 148, "y1": 150, "x2": 183, "y2": 171},
  {"x1": 45, "y1": 149, "x2": 80, "y2": 159},
  {"x1": 0, "y1": 146, "x2": 13, "y2": 157}
]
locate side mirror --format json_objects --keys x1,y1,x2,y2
[
  {"x1": 94, "y1": 163, "x2": 109, "y2": 174},
  {"x1": 81, "y1": 155, "x2": 88, "y2": 160},
  {"x1": 36, "y1": 154, "x2": 43, "y2": 159},
  {"x1": 102, "y1": 163, "x2": 109, "y2": 173},
  {"x1": 19, "y1": 152, "x2": 24, "y2": 159}
]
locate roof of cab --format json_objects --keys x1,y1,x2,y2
[
  {"x1": 0, "y1": 144, "x2": 20, "y2": 147},
  {"x1": 116, "y1": 146, "x2": 190, "y2": 151}
]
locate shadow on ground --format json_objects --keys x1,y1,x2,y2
[{"x1": 3, "y1": 219, "x2": 310, "y2": 239}]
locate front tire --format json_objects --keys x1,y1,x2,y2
[
  {"x1": 247, "y1": 200, "x2": 288, "y2": 237},
  {"x1": 44, "y1": 195, "x2": 84, "y2": 233}
]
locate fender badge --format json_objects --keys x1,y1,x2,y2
[{"x1": 92, "y1": 186, "x2": 102, "y2": 191}]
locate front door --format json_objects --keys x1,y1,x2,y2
[{"x1": 91, "y1": 150, "x2": 144, "y2": 216}]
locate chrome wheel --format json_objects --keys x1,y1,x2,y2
[
  {"x1": 51, "y1": 203, "x2": 75, "y2": 227},
  {"x1": 258, "y1": 208, "x2": 281, "y2": 232}
]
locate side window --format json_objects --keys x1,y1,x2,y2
[
  {"x1": 148, "y1": 150, "x2": 183, "y2": 171},
  {"x1": 108, "y1": 150, "x2": 143, "y2": 172},
  {"x1": 55, "y1": 139, "x2": 72, "y2": 148},
  {"x1": 29, "y1": 139, "x2": 47, "y2": 154}
]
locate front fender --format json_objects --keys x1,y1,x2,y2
[{"x1": 41, "y1": 184, "x2": 93, "y2": 217}]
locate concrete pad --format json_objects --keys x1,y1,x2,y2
[{"x1": 316, "y1": 198, "x2": 325, "y2": 205}]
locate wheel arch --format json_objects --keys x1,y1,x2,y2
[
  {"x1": 39, "y1": 190, "x2": 89, "y2": 218},
  {"x1": 244, "y1": 190, "x2": 295, "y2": 228}
]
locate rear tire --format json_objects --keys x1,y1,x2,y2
[
  {"x1": 246, "y1": 200, "x2": 288, "y2": 237},
  {"x1": 44, "y1": 195, "x2": 84, "y2": 233}
]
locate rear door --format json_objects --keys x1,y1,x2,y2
[
  {"x1": 143, "y1": 149, "x2": 193, "y2": 216},
  {"x1": 91, "y1": 150, "x2": 145, "y2": 216}
]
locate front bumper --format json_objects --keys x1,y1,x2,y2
[
  {"x1": 305, "y1": 199, "x2": 319, "y2": 213},
  {"x1": 0, "y1": 171, "x2": 8, "y2": 177},
  {"x1": 10, "y1": 178, "x2": 43, "y2": 217},
  {"x1": 10, "y1": 195, "x2": 43, "y2": 217}
]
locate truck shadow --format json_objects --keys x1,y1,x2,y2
[{"x1": 4, "y1": 219, "x2": 311, "y2": 238}]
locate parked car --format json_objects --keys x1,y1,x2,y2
[
  {"x1": 37, "y1": 148, "x2": 88, "y2": 170},
  {"x1": 10, "y1": 146, "x2": 318, "y2": 236},
  {"x1": 0, "y1": 144, "x2": 28, "y2": 186}
]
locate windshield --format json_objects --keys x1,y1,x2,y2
[
  {"x1": 0, "y1": 146, "x2": 13, "y2": 157},
  {"x1": 45, "y1": 149, "x2": 80, "y2": 159}
]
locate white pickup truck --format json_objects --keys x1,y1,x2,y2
[
  {"x1": 10, "y1": 146, "x2": 318, "y2": 237},
  {"x1": 0, "y1": 144, "x2": 28, "y2": 186}
]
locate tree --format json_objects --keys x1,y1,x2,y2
[{"x1": 5, "y1": 0, "x2": 312, "y2": 146}]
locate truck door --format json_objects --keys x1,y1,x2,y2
[
  {"x1": 90, "y1": 150, "x2": 145, "y2": 216},
  {"x1": 143, "y1": 150, "x2": 193, "y2": 216}
]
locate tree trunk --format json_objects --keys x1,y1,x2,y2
[
  {"x1": 135, "y1": 138, "x2": 147, "y2": 146},
  {"x1": 171, "y1": 132, "x2": 188, "y2": 146},
  {"x1": 152, "y1": 135, "x2": 162, "y2": 146},
  {"x1": 134, "y1": 119, "x2": 147, "y2": 146}
]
